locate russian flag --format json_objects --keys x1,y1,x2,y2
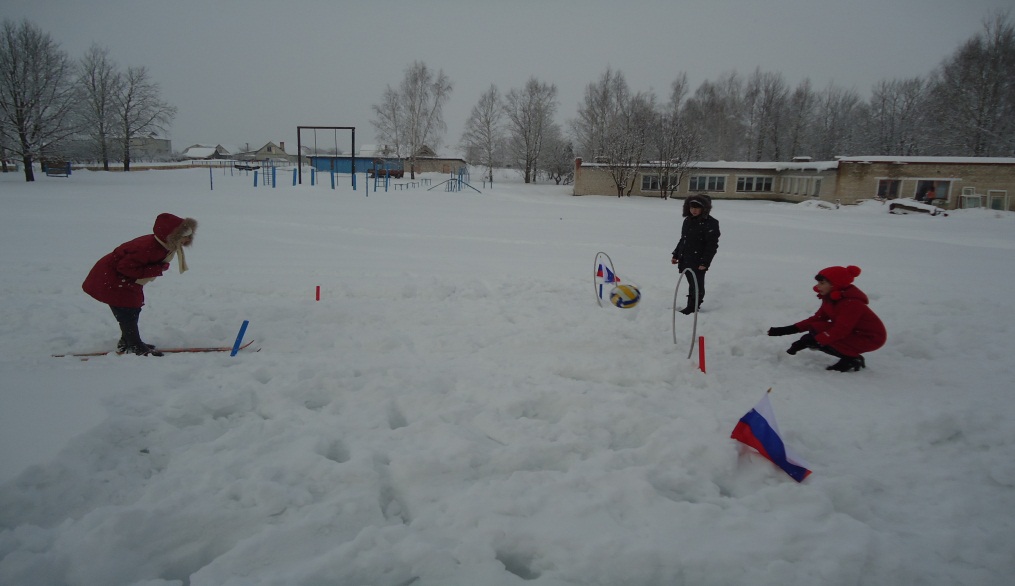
[{"x1": 731, "y1": 392, "x2": 812, "y2": 483}]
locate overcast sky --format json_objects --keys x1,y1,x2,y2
[{"x1": 6, "y1": 0, "x2": 1012, "y2": 155}]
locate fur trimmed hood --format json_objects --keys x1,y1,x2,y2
[
  {"x1": 153, "y1": 213, "x2": 197, "y2": 250},
  {"x1": 682, "y1": 194, "x2": 713, "y2": 217}
]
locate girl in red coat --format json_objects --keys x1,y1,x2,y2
[
  {"x1": 82, "y1": 213, "x2": 197, "y2": 356},
  {"x1": 767, "y1": 265, "x2": 887, "y2": 372}
]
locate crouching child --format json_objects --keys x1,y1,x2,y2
[{"x1": 767, "y1": 265, "x2": 886, "y2": 372}]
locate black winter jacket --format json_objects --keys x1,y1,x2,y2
[
  {"x1": 673, "y1": 215, "x2": 720, "y2": 269},
  {"x1": 671, "y1": 195, "x2": 720, "y2": 269}
]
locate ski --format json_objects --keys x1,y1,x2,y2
[{"x1": 52, "y1": 339, "x2": 257, "y2": 358}]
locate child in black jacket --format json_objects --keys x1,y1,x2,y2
[{"x1": 671, "y1": 194, "x2": 721, "y2": 314}]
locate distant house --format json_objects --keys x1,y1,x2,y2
[
  {"x1": 182, "y1": 144, "x2": 231, "y2": 160},
  {"x1": 405, "y1": 145, "x2": 467, "y2": 175},
  {"x1": 572, "y1": 156, "x2": 1015, "y2": 211},
  {"x1": 236, "y1": 141, "x2": 296, "y2": 164},
  {"x1": 128, "y1": 134, "x2": 172, "y2": 159}
]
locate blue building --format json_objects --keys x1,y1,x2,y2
[{"x1": 308, "y1": 155, "x2": 401, "y2": 175}]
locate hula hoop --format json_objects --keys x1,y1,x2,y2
[
  {"x1": 593, "y1": 251, "x2": 617, "y2": 307},
  {"x1": 672, "y1": 268, "x2": 700, "y2": 358}
]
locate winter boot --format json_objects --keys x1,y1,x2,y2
[
  {"x1": 132, "y1": 345, "x2": 164, "y2": 357},
  {"x1": 679, "y1": 296, "x2": 698, "y2": 315},
  {"x1": 117, "y1": 338, "x2": 157, "y2": 354},
  {"x1": 826, "y1": 355, "x2": 865, "y2": 372},
  {"x1": 112, "y1": 307, "x2": 164, "y2": 356}
]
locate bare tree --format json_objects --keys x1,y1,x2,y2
[
  {"x1": 927, "y1": 10, "x2": 1015, "y2": 156},
  {"x1": 113, "y1": 65, "x2": 175, "y2": 171},
  {"x1": 742, "y1": 69, "x2": 789, "y2": 161},
  {"x1": 653, "y1": 74, "x2": 699, "y2": 199},
  {"x1": 539, "y1": 126, "x2": 574, "y2": 185},
  {"x1": 371, "y1": 85, "x2": 404, "y2": 157},
  {"x1": 570, "y1": 67, "x2": 626, "y2": 160},
  {"x1": 571, "y1": 69, "x2": 656, "y2": 196},
  {"x1": 1, "y1": 133, "x2": 10, "y2": 173},
  {"x1": 593, "y1": 89, "x2": 653, "y2": 197},
  {"x1": 811, "y1": 83, "x2": 863, "y2": 159},
  {"x1": 78, "y1": 44, "x2": 123, "y2": 170},
  {"x1": 684, "y1": 71, "x2": 745, "y2": 160},
  {"x1": 0, "y1": 19, "x2": 78, "y2": 181},
  {"x1": 372, "y1": 61, "x2": 452, "y2": 179},
  {"x1": 459, "y1": 84, "x2": 503, "y2": 184},
  {"x1": 503, "y1": 77, "x2": 558, "y2": 183},
  {"x1": 862, "y1": 77, "x2": 929, "y2": 155},
  {"x1": 784, "y1": 78, "x2": 817, "y2": 158}
]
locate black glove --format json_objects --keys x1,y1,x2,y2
[
  {"x1": 786, "y1": 333, "x2": 817, "y2": 355},
  {"x1": 767, "y1": 325, "x2": 797, "y2": 336}
]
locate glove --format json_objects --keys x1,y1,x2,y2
[
  {"x1": 786, "y1": 333, "x2": 817, "y2": 355},
  {"x1": 767, "y1": 325, "x2": 797, "y2": 336},
  {"x1": 162, "y1": 263, "x2": 171, "y2": 271},
  {"x1": 671, "y1": 257, "x2": 678, "y2": 265}
]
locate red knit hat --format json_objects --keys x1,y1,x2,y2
[{"x1": 816, "y1": 265, "x2": 861, "y2": 289}]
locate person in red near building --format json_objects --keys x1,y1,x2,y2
[
  {"x1": 82, "y1": 213, "x2": 197, "y2": 356},
  {"x1": 766, "y1": 265, "x2": 887, "y2": 372}
]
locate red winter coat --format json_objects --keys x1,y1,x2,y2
[
  {"x1": 795, "y1": 285, "x2": 887, "y2": 357},
  {"x1": 82, "y1": 213, "x2": 196, "y2": 308}
]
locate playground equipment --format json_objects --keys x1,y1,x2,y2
[{"x1": 428, "y1": 167, "x2": 481, "y2": 193}]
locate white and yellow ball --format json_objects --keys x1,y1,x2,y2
[{"x1": 609, "y1": 284, "x2": 641, "y2": 308}]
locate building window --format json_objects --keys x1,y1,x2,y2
[
  {"x1": 736, "y1": 176, "x2": 773, "y2": 192},
  {"x1": 987, "y1": 189, "x2": 1008, "y2": 211},
  {"x1": 915, "y1": 180, "x2": 951, "y2": 203},
  {"x1": 689, "y1": 175, "x2": 726, "y2": 192},
  {"x1": 642, "y1": 174, "x2": 679, "y2": 191},
  {"x1": 877, "y1": 179, "x2": 900, "y2": 199}
]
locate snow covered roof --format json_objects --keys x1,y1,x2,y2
[
  {"x1": 586, "y1": 160, "x2": 840, "y2": 172},
  {"x1": 582, "y1": 156, "x2": 1015, "y2": 171},
  {"x1": 836, "y1": 156, "x2": 1015, "y2": 165},
  {"x1": 182, "y1": 147, "x2": 219, "y2": 159},
  {"x1": 687, "y1": 160, "x2": 840, "y2": 172}
]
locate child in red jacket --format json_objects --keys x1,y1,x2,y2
[
  {"x1": 767, "y1": 265, "x2": 886, "y2": 372},
  {"x1": 82, "y1": 213, "x2": 197, "y2": 356}
]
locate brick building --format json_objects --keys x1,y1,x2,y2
[{"x1": 573, "y1": 156, "x2": 1015, "y2": 211}]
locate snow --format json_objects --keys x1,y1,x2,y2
[{"x1": 1, "y1": 167, "x2": 1014, "y2": 585}]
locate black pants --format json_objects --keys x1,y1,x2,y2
[
  {"x1": 680, "y1": 266, "x2": 707, "y2": 308},
  {"x1": 109, "y1": 305, "x2": 145, "y2": 349}
]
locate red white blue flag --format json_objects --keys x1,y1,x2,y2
[
  {"x1": 596, "y1": 264, "x2": 621, "y2": 302},
  {"x1": 731, "y1": 391, "x2": 812, "y2": 482},
  {"x1": 596, "y1": 264, "x2": 619, "y2": 283}
]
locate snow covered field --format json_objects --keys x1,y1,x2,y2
[{"x1": 1, "y1": 167, "x2": 1013, "y2": 585}]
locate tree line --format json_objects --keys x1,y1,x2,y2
[
  {"x1": 377, "y1": 11, "x2": 1013, "y2": 189},
  {"x1": 0, "y1": 19, "x2": 176, "y2": 181}
]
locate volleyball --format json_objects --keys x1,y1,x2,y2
[{"x1": 609, "y1": 284, "x2": 641, "y2": 308}]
